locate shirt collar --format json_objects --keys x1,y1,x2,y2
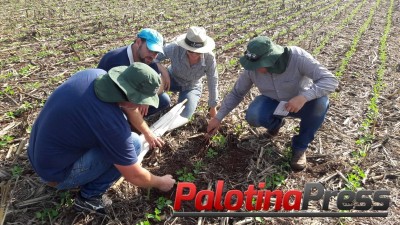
[{"x1": 127, "y1": 43, "x2": 134, "y2": 64}]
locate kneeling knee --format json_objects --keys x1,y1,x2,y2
[{"x1": 245, "y1": 111, "x2": 260, "y2": 126}]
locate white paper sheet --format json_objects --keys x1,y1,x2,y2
[{"x1": 273, "y1": 101, "x2": 289, "y2": 116}]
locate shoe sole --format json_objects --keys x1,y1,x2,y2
[{"x1": 73, "y1": 203, "x2": 107, "y2": 216}]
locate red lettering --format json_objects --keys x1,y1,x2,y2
[
  {"x1": 174, "y1": 182, "x2": 196, "y2": 210},
  {"x1": 214, "y1": 180, "x2": 224, "y2": 210},
  {"x1": 244, "y1": 185, "x2": 258, "y2": 210},
  {"x1": 255, "y1": 182, "x2": 266, "y2": 210},
  {"x1": 224, "y1": 190, "x2": 244, "y2": 210},
  {"x1": 282, "y1": 190, "x2": 302, "y2": 210},
  {"x1": 263, "y1": 190, "x2": 283, "y2": 210},
  {"x1": 255, "y1": 190, "x2": 264, "y2": 210},
  {"x1": 195, "y1": 190, "x2": 214, "y2": 210}
]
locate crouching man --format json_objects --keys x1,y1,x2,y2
[
  {"x1": 207, "y1": 36, "x2": 338, "y2": 171},
  {"x1": 28, "y1": 63, "x2": 175, "y2": 214}
]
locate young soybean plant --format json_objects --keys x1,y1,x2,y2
[{"x1": 211, "y1": 133, "x2": 227, "y2": 150}]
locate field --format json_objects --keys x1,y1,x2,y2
[{"x1": 1, "y1": 0, "x2": 399, "y2": 224}]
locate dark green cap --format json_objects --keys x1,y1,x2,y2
[
  {"x1": 94, "y1": 63, "x2": 161, "y2": 107},
  {"x1": 239, "y1": 36, "x2": 284, "y2": 70}
]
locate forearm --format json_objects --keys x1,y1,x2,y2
[
  {"x1": 207, "y1": 79, "x2": 218, "y2": 108},
  {"x1": 116, "y1": 164, "x2": 162, "y2": 189},
  {"x1": 215, "y1": 72, "x2": 252, "y2": 121},
  {"x1": 206, "y1": 58, "x2": 219, "y2": 108},
  {"x1": 122, "y1": 107, "x2": 152, "y2": 136}
]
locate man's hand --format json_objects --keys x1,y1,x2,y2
[
  {"x1": 119, "y1": 102, "x2": 156, "y2": 144},
  {"x1": 209, "y1": 106, "x2": 217, "y2": 118},
  {"x1": 144, "y1": 132, "x2": 165, "y2": 149},
  {"x1": 161, "y1": 72, "x2": 170, "y2": 92},
  {"x1": 157, "y1": 63, "x2": 170, "y2": 92},
  {"x1": 207, "y1": 117, "x2": 221, "y2": 136},
  {"x1": 286, "y1": 95, "x2": 307, "y2": 113},
  {"x1": 158, "y1": 174, "x2": 176, "y2": 192},
  {"x1": 137, "y1": 104, "x2": 149, "y2": 117}
]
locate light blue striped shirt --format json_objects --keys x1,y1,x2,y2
[{"x1": 156, "y1": 42, "x2": 219, "y2": 108}]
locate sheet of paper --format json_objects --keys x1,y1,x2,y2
[{"x1": 273, "y1": 101, "x2": 289, "y2": 116}]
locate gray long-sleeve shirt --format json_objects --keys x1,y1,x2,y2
[
  {"x1": 216, "y1": 46, "x2": 339, "y2": 121},
  {"x1": 156, "y1": 42, "x2": 219, "y2": 108}
]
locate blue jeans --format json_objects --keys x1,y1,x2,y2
[
  {"x1": 168, "y1": 75, "x2": 202, "y2": 119},
  {"x1": 54, "y1": 132, "x2": 142, "y2": 199},
  {"x1": 245, "y1": 95, "x2": 329, "y2": 152},
  {"x1": 147, "y1": 92, "x2": 171, "y2": 116}
]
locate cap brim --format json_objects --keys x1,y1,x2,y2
[
  {"x1": 146, "y1": 41, "x2": 164, "y2": 54},
  {"x1": 176, "y1": 33, "x2": 215, "y2": 53},
  {"x1": 239, "y1": 50, "x2": 284, "y2": 70},
  {"x1": 239, "y1": 56, "x2": 275, "y2": 70}
]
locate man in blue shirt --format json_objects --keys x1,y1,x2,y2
[
  {"x1": 98, "y1": 28, "x2": 171, "y2": 117},
  {"x1": 28, "y1": 63, "x2": 175, "y2": 215}
]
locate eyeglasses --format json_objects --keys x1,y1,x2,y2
[{"x1": 244, "y1": 50, "x2": 265, "y2": 62}]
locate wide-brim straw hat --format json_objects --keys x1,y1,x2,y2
[{"x1": 176, "y1": 26, "x2": 215, "y2": 53}]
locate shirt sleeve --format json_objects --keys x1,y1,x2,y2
[
  {"x1": 91, "y1": 107, "x2": 138, "y2": 166},
  {"x1": 155, "y1": 43, "x2": 175, "y2": 62},
  {"x1": 216, "y1": 70, "x2": 254, "y2": 121},
  {"x1": 205, "y1": 53, "x2": 219, "y2": 108},
  {"x1": 297, "y1": 49, "x2": 339, "y2": 101}
]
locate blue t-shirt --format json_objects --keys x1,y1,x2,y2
[
  {"x1": 98, "y1": 45, "x2": 159, "y2": 73},
  {"x1": 28, "y1": 69, "x2": 138, "y2": 182}
]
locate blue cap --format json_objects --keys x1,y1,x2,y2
[{"x1": 137, "y1": 28, "x2": 164, "y2": 54}]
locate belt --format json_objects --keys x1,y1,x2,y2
[{"x1": 46, "y1": 181, "x2": 59, "y2": 187}]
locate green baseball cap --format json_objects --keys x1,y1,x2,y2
[
  {"x1": 239, "y1": 36, "x2": 284, "y2": 70},
  {"x1": 94, "y1": 63, "x2": 161, "y2": 107}
]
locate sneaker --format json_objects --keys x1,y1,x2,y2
[
  {"x1": 73, "y1": 193, "x2": 107, "y2": 215},
  {"x1": 290, "y1": 150, "x2": 307, "y2": 171},
  {"x1": 267, "y1": 119, "x2": 286, "y2": 137}
]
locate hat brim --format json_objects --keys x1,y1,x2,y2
[
  {"x1": 239, "y1": 46, "x2": 285, "y2": 70},
  {"x1": 176, "y1": 33, "x2": 215, "y2": 53},
  {"x1": 94, "y1": 74, "x2": 128, "y2": 103},
  {"x1": 109, "y1": 68, "x2": 159, "y2": 108},
  {"x1": 94, "y1": 67, "x2": 159, "y2": 108},
  {"x1": 146, "y1": 41, "x2": 164, "y2": 54}
]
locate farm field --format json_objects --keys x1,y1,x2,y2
[{"x1": 0, "y1": 0, "x2": 399, "y2": 224}]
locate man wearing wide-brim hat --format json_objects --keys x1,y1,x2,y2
[
  {"x1": 27, "y1": 63, "x2": 176, "y2": 215},
  {"x1": 207, "y1": 36, "x2": 339, "y2": 171},
  {"x1": 155, "y1": 26, "x2": 219, "y2": 131}
]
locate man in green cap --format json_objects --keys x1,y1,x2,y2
[
  {"x1": 207, "y1": 36, "x2": 338, "y2": 171},
  {"x1": 28, "y1": 63, "x2": 176, "y2": 215}
]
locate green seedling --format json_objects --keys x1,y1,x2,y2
[
  {"x1": 35, "y1": 191, "x2": 72, "y2": 224},
  {"x1": 11, "y1": 166, "x2": 23, "y2": 178},
  {"x1": 206, "y1": 148, "x2": 218, "y2": 158},
  {"x1": 193, "y1": 160, "x2": 204, "y2": 175},
  {"x1": 145, "y1": 208, "x2": 161, "y2": 222},
  {"x1": 211, "y1": 133, "x2": 226, "y2": 149},
  {"x1": 346, "y1": 165, "x2": 366, "y2": 191},
  {"x1": 265, "y1": 173, "x2": 286, "y2": 189},
  {"x1": 0, "y1": 135, "x2": 14, "y2": 148},
  {"x1": 155, "y1": 196, "x2": 172, "y2": 210},
  {"x1": 176, "y1": 167, "x2": 196, "y2": 182},
  {"x1": 2, "y1": 86, "x2": 15, "y2": 95}
]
